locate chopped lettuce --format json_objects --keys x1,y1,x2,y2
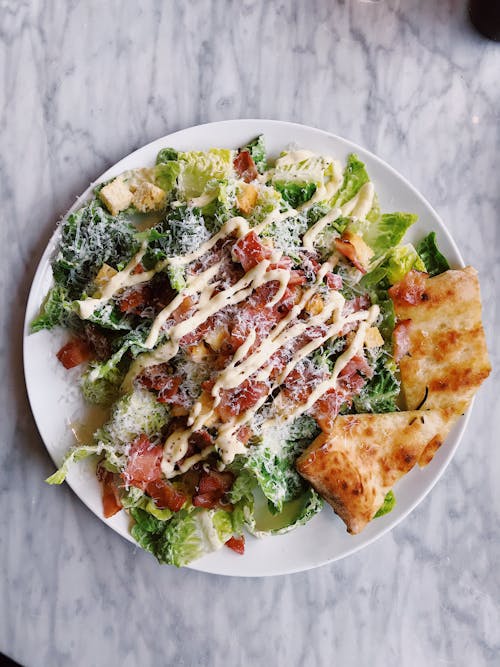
[
  {"x1": 385, "y1": 243, "x2": 426, "y2": 284},
  {"x1": 261, "y1": 213, "x2": 308, "y2": 255},
  {"x1": 244, "y1": 415, "x2": 320, "y2": 512},
  {"x1": 176, "y1": 149, "x2": 234, "y2": 200},
  {"x1": 417, "y1": 231, "x2": 450, "y2": 277},
  {"x1": 30, "y1": 285, "x2": 75, "y2": 332},
  {"x1": 360, "y1": 212, "x2": 417, "y2": 256},
  {"x1": 156, "y1": 147, "x2": 178, "y2": 164},
  {"x1": 96, "y1": 388, "x2": 169, "y2": 450},
  {"x1": 131, "y1": 507, "x2": 233, "y2": 566},
  {"x1": 352, "y1": 356, "x2": 400, "y2": 414},
  {"x1": 274, "y1": 181, "x2": 317, "y2": 209},
  {"x1": 52, "y1": 199, "x2": 140, "y2": 299},
  {"x1": 45, "y1": 444, "x2": 101, "y2": 485},
  {"x1": 374, "y1": 490, "x2": 396, "y2": 518},
  {"x1": 154, "y1": 162, "x2": 181, "y2": 193},
  {"x1": 333, "y1": 153, "x2": 369, "y2": 207},
  {"x1": 248, "y1": 488, "x2": 323, "y2": 536},
  {"x1": 243, "y1": 135, "x2": 267, "y2": 173}
]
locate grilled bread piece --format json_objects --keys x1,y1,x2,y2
[{"x1": 296, "y1": 410, "x2": 453, "y2": 534}]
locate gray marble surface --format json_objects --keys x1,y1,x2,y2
[{"x1": 1, "y1": 1, "x2": 499, "y2": 665}]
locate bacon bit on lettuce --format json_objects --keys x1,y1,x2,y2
[
  {"x1": 225, "y1": 535, "x2": 245, "y2": 555},
  {"x1": 234, "y1": 150, "x2": 258, "y2": 183},
  {"x1": 388, "y1": 269, "x2": 429, "y2": 306},
  {"x1": 123, "y1": 434, "x2": 187, "y2": 511},
  {"x1": 124, "y1": 434, "x2": 163, "y2": 485},
  {"x1": 145, "y1": 479, "x2": 186, "y2": 512},
  {"x1": 216, "y1": 380, "x2": 269, "y2": 422},
  {"x1": 232, "y1": 231, "x2": 273, "y2": 272},
  {"x1": 56, "y1": 338, "x2": 91, "y2": 369},
  {"x1": 325, "y1": 272, "x2": 343, "y2": 290},
  {"x1": 192, "y1": 468, "x2": 235, "y2": 509},
  {"x1": 393, "y1": 319, "x2": 412, "y2": 362},
  {"x1": 117, "y1": 284, "x2": 151, "y2": 314}
]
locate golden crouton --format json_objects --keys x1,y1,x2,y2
[
  {"x1": 236, "y1": 183, "x2": 258, "y2": 215},
  {"x1": 132, "y1": 181, "x2": 166, "y2": 213},
  {"x1": 99, "y1": 178, "x2": 133, "y2": 216}
]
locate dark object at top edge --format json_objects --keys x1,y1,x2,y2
[{"x1": 469, "y1": 0, "x2": 500, "y2": 41}]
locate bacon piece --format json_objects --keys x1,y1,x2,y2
[
  {"x1": 232, "y1": 231, "x2": 273, "y2": 272},
  {"x1": 236, "y1": 425, "x2": 253, "y2": 445},
  {"x1": 388, "y1": 269, "x2": 429, "y2": 306},
  {"x1": 233, "y1": 150, "x2": 258, "y2": 183},
  {"x1": 334, "y1": 238, "x2": 367, "y2": 274},
  {"x1": 118, "y1": 284, "x2": 151, "y2": 314},
  {"x1": 325, "y1": 272, "x2": 343, "y2": 290},
  {"x1": 131, "y1": 262, "x2": 145, "y2": 275},
  {"x1": 172, "y1": 295, "x2": 197, "y2": 323},
  {"x1": 393, "y1": 319, "x2": 412, "y2": 363},
  {"x1": 83, "y1": 323, "x2": 112, "y2": 361},
  {"x1": 312, "y1": 389, "x2": 345, "y2": 432},
  {"x1": 98, "y1": 468, "x2": 122, "y2": 518},
  {"x1": 216, "y1": 379, "x2": 269, "y2": 422},
  {"x1": 124, "y1": 434, "x2": 163, "y2": 485},
  {"x1": 339, "y1": 354, "x2": 374, "y2": 382},
  {"x1": 225, "y1": 536, "x2": 245, "y2": 555},
  {"x1": 157, "y1": 376, "x2": 184, "y2": 405},
  {"x1": 56, "y1": 338, "x2": 91, "y2": 369},
  {"x1": 193, "y1": 469, "x2": 234, "y2": 509},
  {"x1": 145, "y1": 479, "x2": 186, "y2": 512}
]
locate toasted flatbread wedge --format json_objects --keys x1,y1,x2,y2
[
  {"x1": 296, "y1": 410, "x2": 452, "y2": 534},
  {"x1": 391, "y1": 267, "x2": 491, "y2": 464}
]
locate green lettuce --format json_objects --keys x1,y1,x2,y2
[
  {"x1": 333, "y1": 153, "x2": 369, "y2": 207},
  {"x1": 45, "y1": 444, "x2": 101, "y2": 485},
  {"x1": 374, "y1": 490, "x2": 396, "y2": 518},
  {"x1": 242, "y1": 135, "x2": 267, "y2": 173},
  {"x1": 352, "y1": 356, "x2": 400, "y2": 414},
  {"x1": 417, "y1": 232, "x2": 450, "y2": 277},
  {"x1": 360, "y1": 212, "x2": 417, "y2": 256},
  {"x1": 131, "y1": 507, "x2": 233, "y2": 566},
  {"x1": 176, "y1": 149, "x2": 234, "y2": 200},
  {"x1": 30, "y1": 285, "x2": 75, "y2": 333},
  {"x1": 244, "y1": 415, "x2": 320, "y2": 513},
  {"x1": 274, "y1": 181, "x2": 317, "y2": 209},
  {"x1": 52, "y1": 199, "x2": 140, "y2": 299}
]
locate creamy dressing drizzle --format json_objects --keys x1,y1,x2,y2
[{"x1": 74, "y1": 180, "x2": 377, "y2": 476}]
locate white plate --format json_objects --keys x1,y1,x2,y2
[{"x1": 24, "y1": 119, "x2": 468, "y2": 577}]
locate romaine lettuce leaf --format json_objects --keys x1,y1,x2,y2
[
  {"x1": 385, "y1": 243, "x2": 426, "y2": 284},
  {"x1": 242, "y1": 135, "x2": 267, "y2": 173},
  {"x1": 45, "y1": 444, "x2": 101, "y2": 485},
  {"x1": 274, "y1": 181, "x2": 317, "y2": 208},
  {"x1": 244, "y1": 415, "x2": 320, "y2": 512},
  {"x1": 52, "y1": 199, "x2": 140, "y2": 299},
  {"x1": 360, "y1": 212, "x2": 417, "y2": 255},
  {"x1": 352, "y1": 356, "x2": 400, "y2": 414},
  {"x1": 248, "y1": 488, "x2": 323, "y2": 536},
  {"x1": 176, "y1": 149, "x2": 234, "y2": 200},
  {"x1": 30, "y1": 285, "x2": 75, "y2": 332},
  {"x1": 333, "y1": 153, "x2": 369, "y2": 207},
  {"x1": 374, "y1": 490, "x2": 396, "y2": 517},
  {"x1": 416, "y1": 231, "x2": 450, "y2": 277},
  {"x1": 131, "y1": 507, "x2": 233, "y2": 567},
  {"x1": 96, "y1": 388, "x2": 169, "y2": 451}
]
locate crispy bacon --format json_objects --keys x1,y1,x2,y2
[
  {"x1": 193, "y1": 469, "x2": 234, "y2": 509},
  {"x1": 334, "y1": 238, "x2": 367, "y2": 274},
  {"x1": 225, "y1": 535, "x2": 245, "y2": 555},
  {"x1": 145, "y1": 479, "x2": 186, "y2": 512},
  {"x1": 393, "y1": 318, "x2": 412, "y2": 363},
  {"x1": 56, "y1": 339, "x2": 91, "y2": 369},
  {"x1": 83, "y1": 323, "x2": 112, "y2": 361},
  {"x1": 234, "y1": 150, "x2": 258, "y2": 183},
  {"x1": 124, "y1": 434, "x2": 163, "y2": 485},
  {"x1": 216, "y1": 379, "x2": 269, "y2": 422},
  {"x1": 325, "y1": 272, "x2": 343, "y2": 290},
  {"x1": 232, "y1": 231, "x2": 272, "y2": 272},
  {"x1": 97, "y1": 467, "x2": 123, "y2": 518},
  {"x1": 117, "y1": 284, "x2": 151, "y2": 314},
  {"x1": 388, "y1": 269, "x2": 429, "y2": 306}
]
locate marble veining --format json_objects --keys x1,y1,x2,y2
[{"x1": 1, "y1": 1, "x2": 499, "y2": 665}]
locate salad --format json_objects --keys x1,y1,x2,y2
[{"x1": 32, "y1": 136, "x2": 454, "y2": 567}]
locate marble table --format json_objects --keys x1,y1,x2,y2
[{"x1": 1, "y1": 1, "x2": 499, "y2": 665}]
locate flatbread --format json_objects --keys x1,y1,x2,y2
[
  {"x1": 296, "y1": 410, "x2": 451, "y2": 534},
  {"x1": 391, "y1": 267, "x2": 491, "y2": 464}
]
